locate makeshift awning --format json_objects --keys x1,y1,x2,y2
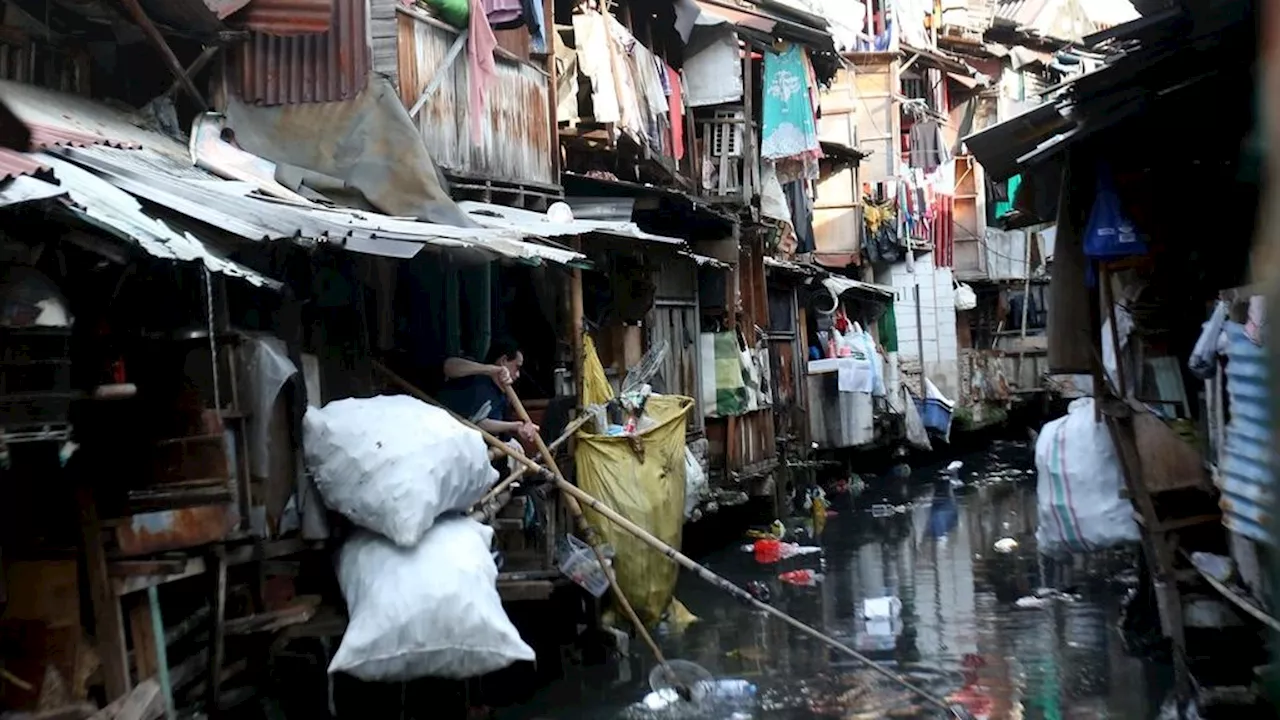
[
  {"x1": 693, "y1": 0, "x2": 835, "y2": 51},
  {"x1": 962, "y1": 101, "x2": 1074, "y2": 182},
  {"x1": 40, "y1": 155, "x2": 281, "y2": 288},
  {"x1": 821, "y1": 274, "x2": 896, "y2": 300},
  {"x1": 54, "y1": 146, "x2": 586, "y2": 267},
  {"x1": 458, "y1": 201, "x2": 683, "y2": 246},
  {"x1": 0, "y1": 81, "x2": 589, "y2": 270}
]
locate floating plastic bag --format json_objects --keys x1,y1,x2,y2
[
  {"x1": 683, "y1": 446, "x2": 708, "y2": 520},
  {"x1": 329, "y1": 518, "x2": 535, "y2": 681},
  {"x1": 1034, "y1": 398, "x2": 1140, "y2": 554},
  {"x1": 557, "y1": 535, "x2": 613, "y2": 598},
  {"x1": 303, "y1": 395, "x2": 497, "y2": 546}
]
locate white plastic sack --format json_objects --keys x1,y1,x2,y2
[
  {"x1": 683, "y1": 446, "x2": 708, "y2": 520},
  {"x1": 303, "y1": 395, "x2": 498, "y2": 546},
  {"x1": 330, "y1": 518, "x2": 535, "y2": 681},
  {"x1": 954, "y1": 282, "x2": 977, "y2": 311},
  {"x1": 1034, "y1": 398, "x2": 1140, "y2": 554}
]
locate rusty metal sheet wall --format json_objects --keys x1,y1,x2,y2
[
  {"x1": 237, "y1": 0, "x2": 335, "y2": 34},
  {"x1": 397, "y1": 12, "x2": 554, "y2": 186},
  {"x1": 235, "y1": 0, "x2": 369, "y2": 106}
]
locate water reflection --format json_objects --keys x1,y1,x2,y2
[{"x1": 505, "y1": 441, "x2": 1169, "y2": 720}]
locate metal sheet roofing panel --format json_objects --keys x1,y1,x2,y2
[
  {"x1": 58, "y1": 147, "x2": 586, "y2": 267},
  {"x1": 458, "y1": 201, "x2": 685, "y2": 246},
  {"x1": 235, "y1": 0, "x2": 370, "y2": 105},
  {"x1": 236, "y1": 0, "x2": 334, "y2": 35},
  {"x1": 40, "y1": 154, "x2": 281, "y2": 289},
  {"x1": 0, "y1": 148, "x2": 50, "y2": 181}
]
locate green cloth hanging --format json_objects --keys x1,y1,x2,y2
[
  {"x1": 995, "y1": 174, "x2": 1021, "y2": 218},
  {"x1": 877, "y1": 303, "x2": 899, "y2": 353}
]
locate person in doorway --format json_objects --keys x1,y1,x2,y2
[{"x1": 438, "y1": 337, "x2": 539, "y2": 448}]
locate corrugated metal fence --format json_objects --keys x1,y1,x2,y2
[{"x1": 1220, "y1": 322, "x2": 1273, "y2": 545}]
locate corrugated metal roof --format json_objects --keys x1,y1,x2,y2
[
  {"x1": 1219, "y1": 322, "x2": 1271, "y2": 546},
  {"x1": 995, "y1": 0, "x2": 1049, "y2": 25},
  {"x1": 57, "y1": 147, "x2": 586, "y2": 267},
  {"x1": 0, "y1": 175, "x2": 66, "y2": 207},
  {"x1": 39, "y1": 153, "x2": 281, "y2": 288},
  {"x1": 235, "y1": 0, "x2": 334, "y2": 35},
  {"x1": 127, "y1": 0, "x2": 331, "y2": 37},
  {"x1": 0, "y1": 149, "x2": 50, "y2": 181},
  {"x1": 28, "y1": 122, "x2": 140, "y2": 151},
  {"x1": 234, "y1": 0, "x2": 369, "y2": 105},
  {"x1": 136, "y1": 0, "x2": 250, "y2": 36}
]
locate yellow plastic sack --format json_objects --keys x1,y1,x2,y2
[
  {"x1": 582, "y1": 334, "x2": 614, "y2": 406},
  {"x1": 577, "y1": 390, "x2": 693, "y2": 627}
]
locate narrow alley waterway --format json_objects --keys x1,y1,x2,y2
[{"x1": 504, "y1": 440, "x2": 1172, "y2": 720}]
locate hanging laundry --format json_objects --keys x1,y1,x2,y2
[
  {"x1": 605, "y1": 15, "x2": 645, "y2": 138},
  {"x1": 761, "y1": 44, "x2": 822, "y2": 182},
  {"x1": 667, "y1": 65, "x2": 685, "y2": 160},
  {"x1": 907, "y1": 120, "x2": 949, "y2": 171},
  {"x1": 573, "y1": 12, "x2": 619, "y2": 123},
  {"x1": 482, "y1": 0, "x2": 523, "y2": 30},
  {"x1": 784, "y1": 180, "x2": 815, "y2": 254},
  {"x1": 526, "y1": 0, "x2": 546, "y2": 52},
  {"x1": 467, "y1": 0, "x2": 498, "y2": 144}
]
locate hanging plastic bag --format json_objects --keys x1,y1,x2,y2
[
  {"x1": 954, "y1": 280, "x2": 977, "y2": 311},
  {"x1": 1083, "y1": 167, "x2": 1147, "y2": 260}
]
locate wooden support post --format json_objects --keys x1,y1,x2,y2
[
  {"x1": 129, "y1": 596, "x2": 158, "y2": 682},
  {"x1": 78, "y1": 486, "x2": 131, "y2": 701},
  {"x1": 206, "y1": 546, "x2": 228, "y2": 716},
  {"x1": 1103, "y1": 402, "x2": 1190, "y2": 701}
]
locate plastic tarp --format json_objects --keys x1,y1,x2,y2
[{"x1": 579, "y1": 335, "x2": 693, "y2": 626}]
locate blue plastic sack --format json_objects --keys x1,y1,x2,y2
[{"x1": 1083, "y1": 168, "x2": 1147, "y2": 259}]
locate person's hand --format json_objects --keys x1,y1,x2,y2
[
  {"x1": 517, "y1": 421, "x2": 540, "y2": 443},
  {"x1": 488, "y1": 364, "x2": 512, "y2": 386}
]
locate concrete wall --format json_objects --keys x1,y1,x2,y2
[{"x1": 877, "y1": 253, "x2": 960, "y2": 400}]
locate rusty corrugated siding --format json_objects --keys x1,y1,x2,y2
[
  {"x1": 236, "y1": 0, "x2": 334, "y2": 34},
  {"x1": 235, "y1": 0, "x2": 369, "y2": 106},
  {"x1": 397, "y1": 12, "x2": 554, "y2": 186}
]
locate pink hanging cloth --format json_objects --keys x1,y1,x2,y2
[
  {"x1": 467, "y1": 0, "x2": 499, "y2": 144},
  {"x1": 667, "y1": 65, "x2": 684, "y2": 161}
]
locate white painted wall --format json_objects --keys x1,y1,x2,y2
[{"x1": 876, "y1": 253, "x2": 960, "y2": 400}]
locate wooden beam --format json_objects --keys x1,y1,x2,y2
[
  {"x1": 116, "y1": 0, "x2": 208, "y2": 110},
  {"x1": 128, "y1": 596, "x2": 158, "y2": 683},
  {"x1": 206, "y1": 548, "x2": 227, "y2": 717},
  {"x1": 78, "y1": 486, "x2": 131, "y2": 701},
  {"x1": 158, "y1": 45, "x2": 219, "y2": 103}
]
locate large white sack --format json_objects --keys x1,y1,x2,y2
[
  {"x1": 1034, "y1": 398, "x2": 1140, "y2": 555},
  {"x1": 303, "y1": 395, "x2": 498, "y2": 546},
  {"x1": 330, "y1": 518, "x2": 535, "y2": 681}
]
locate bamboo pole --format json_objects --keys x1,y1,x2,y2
[
  {"x1": 371, "y1": 361, "x2": 690, "y2": 697},
  {"x1": 501, "y1": 385, "x2": 689, "y2": 699},
  {"x1": 477, "y1": 413, "x2": 592, "y2": 506},
  {"x1": 554, "y1": 479, "x2": 965, "y2": 718}
]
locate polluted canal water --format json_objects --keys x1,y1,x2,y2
[{"x1": 504, "y1": 440, "x2": 1172, "y2": 720}]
